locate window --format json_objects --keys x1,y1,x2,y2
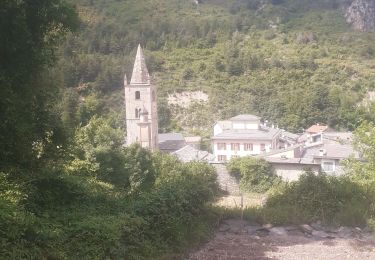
[
  {"x1": 218, "y1": 155, "x2": 227, "y2": 162},
  {"x1": 135, "y1": 108, "x2": 141, "y2": 118},
  {"x1": 135, "y1": 91, "x2": 140, "y2": 100},
  {"x1": 244, "y1": 143, "x2": 253, "y2": 151},
  {"x1": 231, "y1": 143, "x2": 240, "y2": 151},
  {"x1": 322, "y1": 161, "x2": 335, "y2": 172},
  {"x1": 260, "y1": 143, "x2": 266, "y2": 151},
  {"x1": 152, "y1": 90, "x2": 156, "y2": 101},
  {"x1": 217, "y1": 143, "x2": 226, "y2": 150}
]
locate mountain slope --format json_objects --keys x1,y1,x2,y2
[{"x1": 59, "y1": 0, "x2": 375, "y2": 135}]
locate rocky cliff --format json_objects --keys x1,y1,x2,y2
[{"x1": 345, "y1": 0, "x2": 375, "y2": 31}]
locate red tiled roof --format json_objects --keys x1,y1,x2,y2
[{"x1": 306, "y1": 124, "x2": 329, "y2": 134}]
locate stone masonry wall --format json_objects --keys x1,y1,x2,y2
[{"x1": 212, "y1": 163, "x2": 240, "y2": 195}]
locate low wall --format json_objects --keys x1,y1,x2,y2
[{"x1": 272, "y1": 163, "x2": 320, "y2": 181}]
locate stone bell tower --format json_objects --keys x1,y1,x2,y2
[{"x1": 124, "y1": 44, "x2": 158, "y2": 151}]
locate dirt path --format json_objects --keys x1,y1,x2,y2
[{"x1": 188, "y1": 220, "x2": 375, "y2": 260}]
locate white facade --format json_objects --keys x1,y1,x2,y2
[
  {"x1": 212, "y1": 115, "x2": 281, "y2": 162},
  {"x1": 213, "y1": 140, "x2": 275, "y2": 162}
]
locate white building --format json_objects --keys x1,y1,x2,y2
[
  {"x1": 260, "y1": 132, "x2": 360, "y2": 181},
  {"x1": 212, "y1": 115, "x2": 282, "y2": 162}
]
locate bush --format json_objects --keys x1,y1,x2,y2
[
  {"x1": 0, "y1": 198, "x2": 41, "y2": 259},
  {"x1": 60, "y1": 214, "x2": 149, "y2": 259},
  {"x1": 0, "y1": 172, "x2": 41, "y2": 259},
  {"x1": 368, "y1": 219, "x2": 375, "y2": 232},
  {"x1": 0, "y1": 149, "x2": 220, "y2": 259},
  {"x1": 227, "y1": 157, "x2": 281, "y2": 193},
  {"x1": 25, "y1": 172, "x2": 86, "y2": 212},
  {"x1": 252, "y1": 172, "x2": 373, "y2": 226}
]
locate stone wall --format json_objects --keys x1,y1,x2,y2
[{"x1": 211, "y1": 163, "x2": 240, "y2": 195}]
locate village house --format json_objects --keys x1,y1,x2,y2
[
  {"x1": 210, "y1": 114, "x2": 360, "y2": 180},
  {"x1": 212, "y1": 115, "x2": 282, "y2": 162},
  {"x1": 260, "y1": 128, "x2": 360, "y2": 181}
]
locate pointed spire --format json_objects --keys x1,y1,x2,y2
[{"x1": 130, "y1": 44, "x2": 150, "y2": 85}]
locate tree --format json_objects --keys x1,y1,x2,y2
[
  {"x1": 227, "y1": 156, "x2": 281, "y2": 193},
  {"x1": 0, "y1": 0, "x2": 78, "y2": 170},
  {"x1": 346, "y1": 121, "x2": 375, "y2": 185},
  {"x1": 70, "y1": 116, "x2": 128, "y2": 185}
]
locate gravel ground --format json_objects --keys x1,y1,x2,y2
[{"x1": 188, "y1": 221, "x2": 375, "y2": 260}]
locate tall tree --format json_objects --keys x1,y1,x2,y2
[{"x1": 0, "y1": 0, "x2": 78, "y2": 170}]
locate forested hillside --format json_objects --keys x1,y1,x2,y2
[{"x1": 59, "y1": 0, "x2": 375, "y2": 136}]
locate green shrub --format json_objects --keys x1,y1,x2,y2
[
  {"x1": 0, "y1": 173, "x2": 41, "y2": 259},
  {"x1": 61, "y1": 214, "x2": 149, "y2": 260},
  {"x1": 0, "y1": 149, "x2": 220, "y2": 259},
  {"x1": 368, "y1": 219, "x2": 375, "y2": 232},
  {"x1": 25, "y1": 171, "x2": 86, "y2": 212},
  {"x1": 227, "y1": 157, "x2": 281, "y2": 193},
  {"x1": 130, "y1": 157, "x2": 219, "y2": 252},
  {"x1": 0, "y1": 198, "x2": 41, "y2": 259},
  {"x1": 255, "y1": 172, "x2": 372, "y2": 226}
]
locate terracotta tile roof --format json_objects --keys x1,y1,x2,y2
[{"x1": 305, "y1": 124, "x2": 329, "y2": 134}]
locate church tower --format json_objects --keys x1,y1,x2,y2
[{"x1": 124, "y1": 44, "x2": 158, "y2": 151}]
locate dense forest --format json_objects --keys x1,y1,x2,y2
[{"x1": 1, "y1": 0, "x2": 375, "y2": 259}]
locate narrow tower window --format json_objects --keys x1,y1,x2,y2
[
  {"x1": 152, "y1": 90, "x2": 156, "y2": 101},
  {"x1": 135, "y1": 91, "x2": 140, "y2": 100}
]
